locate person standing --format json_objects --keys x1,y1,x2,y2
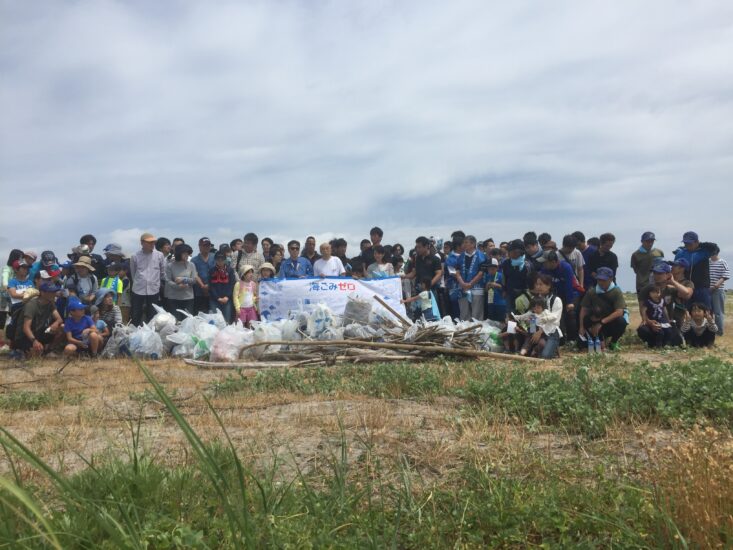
[
  {"x1": 455, "y1": 235, "x2": 486, "y2": 320},
  {"x1": 129, "y1": 232, "x2": 166, "y2": 326},
  {"x1": 313, "y1": 243, "x2": 346, "y2": 277},
  {"x1": 279, "y1": 240, "x2": 314, "y2": 278},
  {"x1": 165, "y1": 244, "x2": 200, "y2": 321},
  {"x1": 674, "y1": 231, "x2": 717, "y2": 310},
  {"x1": 191, "y1": 237, "x2": 216, "y2": 315},
  {"x1": 630, "y1": 231, "x2": 664, "y2": 305},
  {"x1": 235, "y1": 233, "x2": 266, "y2": 280},
  {"x1": 586, "y1": 233, "x2": 618, "y2": 285},
  {"x1": 709, "y1": 245, "x2": 729, "y2": 335},
  {"x1": 301, "y1": 236, "x2": 321, "y2": 266}
]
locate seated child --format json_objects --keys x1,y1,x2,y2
[
  {"x1": 401, "y1": 277, "x2": 437, "y2": 321},
  {"x1": 63, "y1": 298, "x2": 102, "y2": 357},
  {"x1": 513, "y1": 297, "x2": 549, "y2": 357},
  {"x1": 645, "y1": 286, "x2": 674, "y2": 347},
  {"x1": 681, "y1": 303, "x2": 718, "y2": 348}
]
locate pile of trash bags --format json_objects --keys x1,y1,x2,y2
[{"x1": 101, "y1": 294, "x2": 504, "y2": 362}]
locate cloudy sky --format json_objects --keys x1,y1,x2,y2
[{"x1": 1, "y1": 0, "x2": 731, "y2": 289}]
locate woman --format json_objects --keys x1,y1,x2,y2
[
  {"x1": 0, "y1": 249, "x2": 23, "y2": 328},
  {"x1": 165, "y1": 244, "x2": 200, "y2": 321},
  {"x1": 366, "y1": 245, "x2": 395, "y2": 279},
  {"x1": 270, "y1": 245, "x2": 284, "y2": 275},
  {"x1": 527, "y1": 272, "x2": 563, "y2": 359}
]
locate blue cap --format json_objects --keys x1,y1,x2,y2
[
  {"x1": 66, "y1": 298, "x2": 86, "y2": 311},
  {"x1": 596, "y1": 267, "x2": 614, "y2": 281},
  {"x1": 673, "y1": 258, "x2": 690, "y2": 269},
  {"x1": 39, "y1": 282, "x2": 62, "y2": 293},
  {"x1": 652, "y1": 262, "x2": 671, "y2": 274},
  {"x1": 641, "y1": 231, "x2": 655, "y2": 242},
  {"x1": 682, "y1": 231, "x2": 698, "y2": 244}
]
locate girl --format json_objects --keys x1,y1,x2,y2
[
  {"x1": 366, "y1": 245, "x2": 395, "y2": 279},
  {"x1": 7, "y1": 259, "x2": 34, "y2": 314},
  {"x1": 96, "y1": 288, "x2": 122, "y2": 328},
  {"x1": 513, "y1": 297, "x2": 548, "y2": 357},
  {"x1": 681, "y1": 303, "x2": 718, "y2": 348},
  {"x1": 401, "y1": 277, "x2": 438, "y2": 321},
  {"x1": 233, "y1": 265, "x2": 258, "y2": 327},
  {"x1": 1, "y1": 249, "x2": 24, "y2": 328}
]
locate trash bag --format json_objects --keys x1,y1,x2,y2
[
  {"x1": 197, "y1": 310, "x2": 227, "y2": 330},
  {"x1": 129, "y1": 324, "x2": 163, "y2": 359},
  {"x1": 101, "y1": 324, "x2": 135, "y2": 358},
  {"x1": 343, "y1": 323, "x2": 383, "y2": 340},
  {"x1": 252, "y1": 321, "x2": 282, "y2": 358},
  {"x1": 158, "y1": 324, "x2": 178, "y2": 355},
  {"x1": 478, "y1": 322, "x2": 503, "y2": 352},
  {"x1": 150, "y1": 304, "x2": 177, "y2": 332},
  {"x1": 306, "y1": 304, "x2": 335, "y2": 338},
  {"x1": 318, "y1": 326, "x2": 344, "y2": 341},
  {"x1": 191, "y1": 322, "x2": 219, "y2": 360},
  {"x1": 343, "y1": 294, "x2": 372, "y2": 325},
  {"x1": 211, "y1": 323, "x2": 254, "y2": 362}
]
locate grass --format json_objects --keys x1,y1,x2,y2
[{"x1": 0, "y1": 391, "x2": 84, "y2": 412}]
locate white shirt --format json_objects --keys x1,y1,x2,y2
[{"x1": 313, "y1": 256, "x2": 345, "y2": 277}]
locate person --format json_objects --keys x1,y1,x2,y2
[
  {"x1": 579, "y1": 267, "x2": 627, "y2": 352},
  {"x1": 392, "y1": 243, "x2": 405, "y2": 259},
  {"x1": 9, "y1": 282, "x2": 64, "y2": 358},
  {"x1": 455, "y1": 235, "x2": 486, "y2": 321},
  {"x1": 361, "y1": 226, "x2": 384, "y2": 268},
  {"x1": 0, "y1": 250, "x2": 23, "y2": 329},
  {"x1": 636, "y1": 263, "x2": 686, "y2": 348},
  {"x1": 484, "y1": 258, "x2": 506, "y2": 322},
  {"x1": 526, "y1": 272, "x2": 563, "y2": 359},
  {"x1": 513, "y1": 297, "x2": 550, "y2": 357},
  {"x1": 235, "y1": 233, "x2": 266, "y2": 280},
  {"x1": 366, "y1": 245, "x2": 395, "y2": 279},
  {"x1": 28, "y1": 250, "x2": 59, "y2": 283},
  {"x1": 673, "y1": 231, "x2": 718, "y2": 312},
  {"x1": 537, "y1": 250, "x2": 580, "y2": 343},
  {"x1": 523, "y1": 232, "x2": 543, "y2": 270},
  {"x1": 640, "y1": 286, "x2": 675, "y2": 348},
  {"x1": 261, "y1": 237, "x2": 274, "y2": 262},
  {"x1": 681, "y1": 303, "x2": 717, "y2": 348},
  {"x1": 7, "y1": 259, "x2": 35, "y2": 314},
  {"x1": 573, "y1": 231, "x2": 596, "y2": 291},
  {"x1": 443, "y1": 235, "x2": 464, "y2": 320},
  {"x1": 79, "y1": 234, "x2": 106, "y2": 276},
  {"x1": 65, "y1": 256, "x2": 99, "y2": 306},
  {"x1": 630, "y1": 232, "x2": 664, "y2": 302},
  {"x1": 233, "y1": 265, "x2": 258, "y2": 327},
  {"x1": 95, "y1": 288, "x2": 122, "y2": 328},
  {"x1": 313, "y1": 243, "x2": 346, "y2": 277},
  {"x1": 269, "y1": 244, "x2": 284, "y2": 274},
  {"x1": 165, "y1": 243, "x2": 200, "y2": 321},
  {"x1": 331, "y1": 238, "x2": 352, "y2": 275},
  {"x1": 709, "y1": 245, "x2": 729, "y2": 335},
  {"x1": 301, "y1": 236, "x2": 321, "y2": 266},
  {"x1": 500, "y1": 239, "x2": 534, "y2": 308},
  {"x1": 129, "y1": 232, "x2": 166, "y2": 326},
  {"x1": 99, "y1": 262, "x2": 125, "y2": 303},
  {"x1": 155, "y1": 237, "x2": 172, "y2": 309},
  {"x1": 259, "y1": 262, "x2": 276, "y2": 280},
  {"x1": 191, "y1": 237, "x2": 216, "y2": 315},
  {"x1": 557, "y1": 234, "x2": 585, "y2": 287},
  {"x1": 586, "y1": 233, "x2": 618, "y2": 285},
  {"x1": 279, "y1": 240, "x2": 314, "y2": 278},
  {"x1": 63, "y1": 298, "x2": 102, "y2": 357},
  {"x1": 401, "y1": 236, "x2": 443, "y2": 295},
  {"x1": 401, "y1": 277, "x2": 438, "y2": 321},
  {"x1": 209, "y1": 251, "x2": 236, "y2": 321}
]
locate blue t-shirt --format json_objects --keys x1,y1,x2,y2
[
  {"x1": 64, "y1": 315, "x2": 94, "y2": 340},
  {"x1": 8, "y1": 277, "x2": 34, "y2": 305}
]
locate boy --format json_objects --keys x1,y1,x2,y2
[{"x1": 64, "y1": 298, "x2": 102, "y2": 357}]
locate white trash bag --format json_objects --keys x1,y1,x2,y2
[
  {"x1": 129, "y1": 324, "x2": 163, "y2": 359},
  {"x1": 251, "y1": 321, "x2": 282, "y2": 358},
  {"x1": 211, "y1": 323, "x2": 254, "y2": 362}
]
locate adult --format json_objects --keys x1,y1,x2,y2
[
  {"x1": 528, "y1": 272, "x2": 563, "y2": 359},
  {"x1": 586, "y1": 233, "x2": 618, "y2": 285},
  {"x1": 443, "y1": 235, "x2": 464, "y2": 320},
  {"x1": 269, "y1": 244, "x2": 284, "y2": 274},
  {"x1": 191, "y1": 237, "x2": 216, "y2": 315},
  {"x1": 155, "y1": 238, "x2": 172, "y2": 309},
  {"x1": 361, "y1": 226, "x2": 383, "y2": 267},
  {"x1": 102, "y1": 243, "x2": 128, "y2": 275},
  {"x1": 79, "y1": 234, "x2": 106, "y2": 276},
  {"x1": 261, "y1": 237, "x2": 274, "y2": 262},
  {"x1": 630, "y1": 231, "x2": 664, "y2": 302},
  {"x1": 402, "y1": 236, "x2": 443, "y2": 293},
  {"x1": 11, "y1": 282, "x2": 64, "y2": 358},
  {"x1": 0, "y1": 249, "x2": 23, "y2": 328},
  {"x1": 674, "y1": 231, "x2": 717, "y2": 310},
  {"x1": 538, "y1": 250, "x2": 580, "y2": 342},
  {"x1": 235, "y1": 233, "x2": 266, "y2": 280},
  {"x1": 455, "y1": 235, "x2": 486, "y2": 320},
  {"x1": 366, "y1": 245, "x2": 395, "y2": 279},
  {"x1": 636, "y1": 262, "x2": 686, "y2": 348},
  {"x1": 209, "y1": 251, "x2": 236, "y2": 320},
  {"x1": 279, "y1": 240, "x2": 314, "y2": 278},
  {"x1": 500, "y1": 239, "x2": 534, "y2": 308},
  {"x1": 331, "y1": 238, "x2": 352, "y2": 275},
  {"x1": 709, "y1": 245, "x2": 729, "y2": 336},
  {"x1": 65, "y1": 256, "x2": 99, "y2": 306},
  {"x1": 573, "y1": 231, "x2": 596, "y2": 291},
  {"x1": 579, "y1": 267, "x2": 627, "y2": 350},
  {"x1": 557, "y1": 234, "x2": 585, "y2": 287},
  {"x1": 523, "y1": 232, "x2": 543, "y2": 270},
  {"x1": 313, "y1": 243, "x2": 346, "y2": 277},
  {"x1": 301, "y1": 236, "x2": 321, "y2": 266},
  {"x1": 129, "y1": 232, "x2": 166, "y2": 326},
  {"x1": 165, "y1": 244, "x2": 200, "y2": 320}
]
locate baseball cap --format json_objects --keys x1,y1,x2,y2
[
  {"x1": 682, "y1": 231, "x2": 698, "y2": 244},
  {"x1": 489, "y1": 258, "x2": 499, "y2": 267},
  {"x1": 66, "y1": 298, "x2": 86, "y2": 312},
  {"x1": 40, "y1": 282, "x2": 62, "y2": 293},
  {"x1": 673, "y1": 258, "x2": 690, "y2": 269},
  {"x1": 641, "y1": 232, "x2": 656, "y2": 242},
  {"x1": 651, "y1": 262, "x2": 672, "y2": 274},
  {"x1": 596, "y1": 267, "x2": 614, "y2": 281},
  {"x1": 23, "y1": 251, "x2": 38, "y2": 261},
  {"x1": 12, "y1": 259, "x2": 29, "y2": 270},
  {"x1": 106, "y1": 261, "x2": 122, "y2": 271},
  {"x1": 41, "y1": 265, "x2": 62, "y2": 278},
  {"x1": 41, "y1": 250, "x2": 57, "y2": 266},
  {"x1": 507, "y1": 239, "x2": 525, "y2": 253},
  {"x1": 537, "y1": 250, "x2": 559, "y2": 263},
  {"x1": 140, "y1": 232, "x2": 156, "y2": 242}
]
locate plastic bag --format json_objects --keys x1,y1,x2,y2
[
  {"x1": 252, "y1": 322, "x2": 282, "y2": 358},
  {"x1": 197, "y1": 310, "x2": 227, "y2": 330},
  {"x1": 211, "y1": 323, "x2": 254, "y2": 362},
  {"x1": 129, "y1": 324, "x2": 163, "y2": 359},
  {"x1": 158, "y1": 324, "x2": 178, "y2": 355},
  {"x1": 343, "y1": 323, "x2": 383, "y2": 340},
  {"x1": 343, "y1": 294, "x2": 372, "y2": 325},
  {"x1": 306, "y1": 304, "x2": 335, "y2": 338},
  {"x1": 318, "y1": 327, "x2": 344, "y2": 341},
  {"x1": 151, "y1": 304, "x2": 177, "y2": 332},
  {"x1": 101, "y1": 324, "x2": 135, "y2": 358},
  {"x1": 191, "y1": 322, "x2": 219, "y2": 360}
]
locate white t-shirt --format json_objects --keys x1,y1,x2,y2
[{"x1": 313, "y1": 256, "x2": 345, "y2": 277}]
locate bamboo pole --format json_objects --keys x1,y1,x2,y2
[{"x1": 372, "y1": 295, "x2": 412, "y2": 327}]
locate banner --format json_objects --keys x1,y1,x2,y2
[{"x1": 258, "y1": 276, "x2": 407, "y2": 322}]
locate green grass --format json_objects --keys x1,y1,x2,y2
[{"x1": 0, "y1": 390, "x2": 84, "y2": 411}]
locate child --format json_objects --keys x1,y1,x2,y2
[
  {"x1": 7, "y1": 259, "x2": 34, "y2": 314},
  {"x1": 484, "y1": 258, "x2": 506, "y2": 323},
  {"x1": 233, "y1": 265, "x2": 258, "y2": 328},
  {"x1": 90, "y1": 305, "x2": 111, "y2": 340},
  {"x1": 96, "y1": 288, "x2": 122, "y2": 327},
  {"x1": 401, "y1": 277, "x2": 437, "y2": 321},
  {"x1": 513, "y1": 297, "x2": 548, "y2": 356},
  {"x1": 645, "y1": 286, "x2": 674, "y2": 347},
  {"x1": 259, "y1": 262, "x2": 276, "y2": 280},
  {"x1": 681, "y1": 303, "x2": 718, "y2": 348},
  {"x1": 116, "y1": 263, "x2": 132, "y2": 324},
  {"x1": 209, "y1": 251, "x2": 237, "y2": 321},
  {"x1": 63, "y1": 298, "x2": 102, "y2": 357},
  {"x1": 99, "y1": 262, "x2": 125, "y2": 304},
  {"x1": 65, "y1": 256, "x2": 98, "y2": 306}
]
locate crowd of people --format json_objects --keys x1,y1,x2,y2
[{"x1": 0, "y1": 227, "x2": 727, "y2": 360}]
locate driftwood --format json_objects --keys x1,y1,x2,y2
[
  {"x1": 239, "y1": 339, "x2": 544, "y2": 363},
  {"x1": 185, "y1": 354, "x2": 422, "y2": 370},
  {"x1": 372, "y1": 294, "x2": 411, "y2": 327}
]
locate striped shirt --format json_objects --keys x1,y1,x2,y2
[{"x1": 710, "y1": 258, "x2": 730, "y2": 289}]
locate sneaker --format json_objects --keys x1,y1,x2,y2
[{"x1": 9, "y1": 350, "x2": 24, "y2": 360}]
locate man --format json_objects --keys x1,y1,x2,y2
[
  {"x1": 523, "y1": 232, "x2": 543, "y2": 270},
  {"x1": 301, "y1": 236, "x2": 321, "y2": 265},
  {"x1": 442, "y1": 237, "x2": 463, "y2": 319},
  {"x1": 500, "y1": 239, "x2": 534, "y2": 309},
  {"x1": 630, "y1": 231, "x2": 664, "y2": 302},
  {"x1": 129, "y1": 232, "x2": 166, "y2": 326},
  {"x1": 329, "y1": 238, "x2": 352, "y2": 275},
  {"x1": 313, "y1": 243, "x2": 346, "y2": 277},
  {"x1": 709, "y1": 245, "x2": 729, "y2": 335},
  {"x1": 636, "y1": 262, "x2": 686, "y2": 348},
  {"x1": 79, "y1": 234, "x2": 106, "y2": 276},
  {"x1": 674, "y1": 231, "x2": 717, "y2": 310},
  {"x1": 279, "y1": 240, "x2": 314, "y2": 278},
  {"x1": 102, "y1": 243, "x2": 127, "y2": 274},
  {"x1": 572, "y1": 231, "x2": 596, "y2": 291},
  {"x1": 557, "y1": 234, "x2": 585, "y2": 287},
  {"x1": 586, "y1": 233, "x2": 618, "y2": 285},
  {"x1": 455, "y1": 235, "x2": 486, "y2": 320},
  {"x1": 361, "y1": 226, "x2": 383, "y2": 268},
  {"x1": 538, "y1": 250, "x2": 580, "y2": 342},
  {"x1": 235, "y1": 233, "x2": 266, "y2": 280},
  {"x1": 402, "y1": 236, "x2": 443, "y2": 292},
  {"x1": 579, "y1": 267, "x2": 627, "y2": 350},
  {"x1": 10, "y1": 282, "x2": 64, "y2": 358},
  {"x1": 191, "y1": 237, "x2": 216, "y2": 314}
]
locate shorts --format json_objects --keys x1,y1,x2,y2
[{"x1": 238, "y1": 307, "x2": 259, "y2": 324}]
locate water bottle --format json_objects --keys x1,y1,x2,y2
[
  {"x1": 587, "y1": 337, "x2": 595, "y2": 354},
  {"x1": 594, "y1": 337, "x2": 602, "y2": 353},
  {"x1": 529, "y1": 317, "x2": 537, "y2": 334}
]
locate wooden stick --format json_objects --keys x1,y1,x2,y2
[
  {"x1": 184, "y1": 354, "x2": 421, "y2": 370},
  {"x1": 372, "y1": 295, "x2": 411, "y2": 327},
  {"x1": 239, "y1": 339, "x2": 544, "y2": 363}
]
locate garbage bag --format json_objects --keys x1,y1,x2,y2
[
  {"x1": 197, "y1": 310, "x2": 227, "y2": 330},
  {"x1": 306, "y1": 304, "x2": 335, "y2": 338},
  {"x1": 191, "y1": 322, "x2": 219, "y2": 360},
  {"x1": 211, "y1": 323, "x2": 254, "y2": 362},
  {"x1": 129, "y1": 324, "x2": 163, "y2": 359},
  {"x1": 252, "y1": 321, "x2": 282, "y2": 358},
  {"x1": 318, "y1": 327, "x2": 344, "y2": 341},
  {"x1": 343, "y1": 295, "x2": 372, "y2": 325},
  {"x1": 101, "y1": 324, "x2": 135, "y2": 358},
  {"x1": 151, "y1": 304, "x2": 177, "y2": 332}
]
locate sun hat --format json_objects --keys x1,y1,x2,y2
[
  {"x1": 259, "y1": 262, "x2": 276, "y2": 274},
  {"x1": 23, "y1": 251, "x2": 38, "y2": 262},
  {"x1": 95, "y1": 287, "x2": 116, "y2": 306},
  {"x1": 240, "y1": 264, "x2": 254, "y2": 275},
  {"x1": 73, "y1": 256, "x2": 96, "y2": 271},
  {"x1": 103, "y1": 243, "x2": 125, "y2": 257}
]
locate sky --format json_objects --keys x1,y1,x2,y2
[{"x1": 1, "y1": 0, "x2": 732, "y2": 290}]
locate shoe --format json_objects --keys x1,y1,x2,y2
[
  {"x1": 9, "y1": 350, "x2": 24, "y2": 360},
  {"x1": 609, "y1": 342, "x2": 621, "y2": 352}
]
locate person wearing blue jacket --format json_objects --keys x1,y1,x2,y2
[
  {"x1": 455, "y1": 235, "x2": 487, "y2": 320},
  {"x1": 538, "y1": 250, "x2": 581, "y2": 343},
  {"x1": 673, "y1": 231, "x2": 717, "y2": 310}
]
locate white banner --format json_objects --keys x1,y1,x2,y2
[{"x1": 258, "y1": 276, "x2": 407, "y2": 322}]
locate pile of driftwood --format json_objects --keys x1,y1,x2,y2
[{"x1": 184, "y1": 296, "x2": 543, "y2": 369}]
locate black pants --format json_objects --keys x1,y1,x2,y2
[
  {"x1": 583, "y1": 315, "x2": 627, "y2": 344},
  {"x1": 167, "y1": 298, "x2": 194, "y2": 322},
  {"x1": 637, "y1": 325, "x2": 683, "y2": 348},
  {"x1": 683, "y1": 329, "x2": 716, "y2": 348},
  {"x1": 193, "y1": 295, "x2": 210, "y2": 315},
  {"x1": 131, "y1": 292, "x2": 160, "y2": 326}
]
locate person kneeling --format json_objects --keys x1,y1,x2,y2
[
  {"x1": 681, "y1": 303, "x2": 717, "y2": 348},
  {"x1": 64, "y1": 298, "x2": 102, "y2": 358}
]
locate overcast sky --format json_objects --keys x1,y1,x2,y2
[{"x1": 1, "y1": 0, "x2": 731, "y2": 289}]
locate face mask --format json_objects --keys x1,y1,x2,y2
[
  {"x1": 511, "y1": 254, "x2": 525, "y2": 267},
  {"x1": 638, "y1": 246, "x2": 648, "y2": 253}
]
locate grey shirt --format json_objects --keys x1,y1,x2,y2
[
  {"x1": 130, "y1": 249, "x2": 166, "y2": 296},
  {"x1": 165, "y1": 261, "x2": 197, "y2": 301}
]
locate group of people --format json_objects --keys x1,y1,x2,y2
[{"x1": 0, "y1": 227, "x2": 727, "y2": 359}]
